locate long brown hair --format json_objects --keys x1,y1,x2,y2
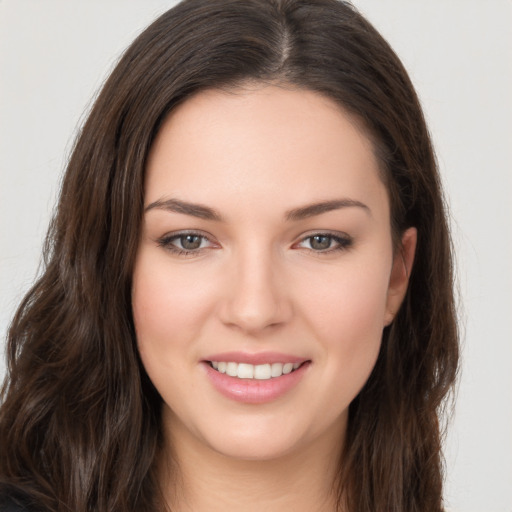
[{"x1": 0, "y1": 1, "x2": 459, "y2": 511}]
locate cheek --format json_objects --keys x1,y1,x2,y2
[
  {"x1": 298, "y1": 258, "x2": 390, "y2": 382},
  {"x1": 131, "y1": 255, "x2": 215, "y2": 363},
  {"x1": 303, "y1": 261, "x2": 389, "y2": 336}
]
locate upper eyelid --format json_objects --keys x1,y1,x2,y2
[
  {"x1": 295, "y1": 230, "x2": 351, "y2": 242},
  {"x1": 293, "y1": 231, "x2": 353, "y2": 251},
  {"x1": 160, "y1": 229, "x2": 214, "y2": 241},
  {"x1": 300, "y1": 229, "x2": 349, "y2": 237},
  {"x1": 156, "y1": 230, "x2": 217, "y2": 250}
]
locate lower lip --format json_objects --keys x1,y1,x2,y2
[{"x1": 202, "y1": 362, "x2": 310, "y2": 404}]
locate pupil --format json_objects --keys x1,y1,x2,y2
[
  {"x1": 181, "y1": 235, "x2": 201, "y2": 250},
  {"x1": 311, "y1": 235, "x2": 331, "y2": 250}
]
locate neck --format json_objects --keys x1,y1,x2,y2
[{"x1": 159, "y1": 410, "x2": 346, "y2": 512}]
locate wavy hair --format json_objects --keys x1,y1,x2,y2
[{"x1": 0, "y1": 1, "x2": 459, "y2": 511}]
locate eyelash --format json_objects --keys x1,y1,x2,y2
[
  {"x1": 157, "y1": 230, "x2": 215, "y2": 257},
  {"x1": 157, "y1": 231, "x2": 353, "y2": 256},
  {"x1": 295, "y1": 232, "x2": 353, "y2": 253}
]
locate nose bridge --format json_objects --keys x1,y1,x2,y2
[{"x1": 221, "y1": 240, "x2": 291, "y2": 333}]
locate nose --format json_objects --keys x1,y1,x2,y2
[{"x1": 218, "y1": 244, "x2": 293, "y2": 334}]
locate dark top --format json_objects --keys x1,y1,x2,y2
[{"x1": 0, "y1": 494, "x2": 33, "y2": 512}]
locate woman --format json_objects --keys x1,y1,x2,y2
[{"x1": 0, "y1": 1, "x2": 459, "y2": 511}]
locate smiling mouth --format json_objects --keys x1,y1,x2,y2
[{"x1": 208, "y1": 361, "x2": 306, "y2": 380}]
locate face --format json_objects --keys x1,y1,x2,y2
[{"x1": 132, "y1": 85, "x2": 415, "y2": 462}]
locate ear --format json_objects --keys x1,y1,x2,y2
[{"x1": 384, "y1": 227, "x2": 417, "y2": 326}]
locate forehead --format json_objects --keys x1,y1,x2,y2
[{"x1": 145, "y1": 85, "x2": 389, "y2": 222}]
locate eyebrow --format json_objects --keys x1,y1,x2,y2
[
  {"x1": 145, "y1": 198, "x2": 224, "y2": 221},
  {"x1": 285, "y1": 199, "x2": 371, "y2": 221},
  {"x1": 144, "y1": 197, "x2": 370, "y2": 221}
]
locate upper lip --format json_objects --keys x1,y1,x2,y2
[{"x1": 203, "y1": 351, "x2": 309, "y2": 365}]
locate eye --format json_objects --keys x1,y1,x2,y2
[
  {"x1": 296, "y1": 233, "x2": 352, "y2": 253},
  {"x1": 157, "y1": 231, "x2": 216, "y2": 255}
]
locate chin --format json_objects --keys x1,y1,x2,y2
[
  {"x1": 206, "y1": 433, "x2": 302, "y2": 462},
  {"x1": 179, "y1": 410, "x2": 309, "y2": 461},
  {"x1": 194, "y1": 410, "x2": 345, "y2": 463}
]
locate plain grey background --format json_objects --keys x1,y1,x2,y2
[{"x1": 1, "y1": 1, "x2": 511, "y2": 511}]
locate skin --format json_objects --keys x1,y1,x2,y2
[{"x1": 132, "y1": 84, "x2": 416, "y2": 511}]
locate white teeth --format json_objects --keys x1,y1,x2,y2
[
  {"x1": 226, "y1": 362, "x2": 238, "y2": 377},
  {"x1": 237, "y1": 363, "x2": 254, "y2": 379},
  {"x1": 271, "y1": 363, "x2": 283, "y2": 377},
  {"x1": 282, "y1": 363, "x2": 293, "y2": 374},
  {"x1": 210, "y1": 361, "x2": 303, "y2": 379},
  {"x1": 254, "y1": 363, "x2": 271, "y2": 380}
]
